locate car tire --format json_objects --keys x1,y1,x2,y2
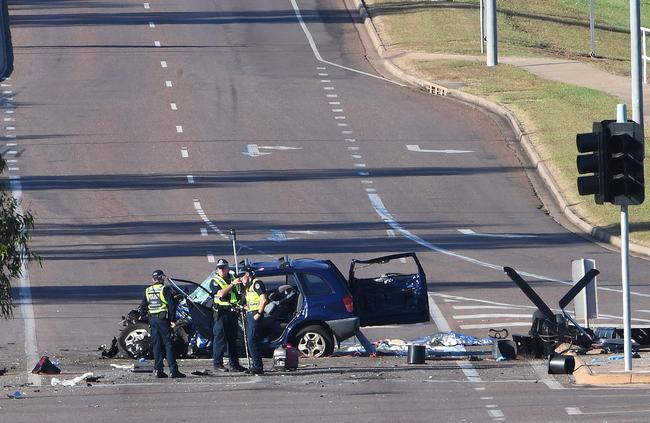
[
  {"x1": 293, "y1": 325, "x2": 334, "y2": 358},
  {"x1": 118, "y1": 322, "x2": 152, "y2": 359}
]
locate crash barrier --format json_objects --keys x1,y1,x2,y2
[
  {"x1": 407, "y1": 344, "x2": 426, "y2": 364},
  {"x1": 0, "y1": 0, "x2": 11, "y2": 77}
]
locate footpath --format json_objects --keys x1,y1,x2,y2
[{"x1": 350, "y1": 0, "x2": 650, "y2": 385}]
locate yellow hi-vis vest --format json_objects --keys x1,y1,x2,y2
[
  {"x1": 245, "y1": 279, "x2": 263, "y2": 311},
  {"x1": 146, "y1": 283, "x2": 168, "y2": 314},
  {"x1": 212, "y1": 273, "x2": 240, "y2": 307}
]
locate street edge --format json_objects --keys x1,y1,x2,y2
[
  {"x1": 351, "y1": 0, "x2": 650, "y2": 260},
  {"x1": 572, "y1": 354, "x2": 650, "y2": 385}
]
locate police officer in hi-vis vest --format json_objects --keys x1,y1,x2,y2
[
  {"x1": 139, "y1": 270, "x2": 186, "y2": 378},
  {"x1": 209, "y1": 259, "x2": 246, "y2": 372},
  {"x1": 240, "y1": 268, "x2": 268, "y2": 375}
]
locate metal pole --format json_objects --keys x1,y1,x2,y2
[
  {"x1": 486, "y1": 0, "x2": 497, "y2": 66},
  {"x1": 630, "y1": 0, "x2": 644, "y2": 131},
  {"x1": 589, "y1": 0, "x2": 596, "y2": 56},
  {"x1": 643, "y1": 29, "x2": 647, "y2": 84},
  {"x1": 478, "y1": 0, "x2": 485, "y2": 54},
  {"x1": 230, "y1": 229, "x2": 239, "y2": 274},
  {"x1": 617, "y1": 103, "x2": 633, "y2": 372}
]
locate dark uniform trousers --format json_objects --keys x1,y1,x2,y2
[
  {"x1": 245, "y1": 311, "x2": 263, "y2": 371},
  {"x1": 150, "y1": 315, "x2": 178, "y2": 373},
  {"x1": 212, "y1": 308, "x2": 239, "y2": 368}
]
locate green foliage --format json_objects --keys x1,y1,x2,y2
[{"x1": 0, "y1": 157, "x2": 39, "y2": 318}]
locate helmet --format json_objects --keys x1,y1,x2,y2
[
  {"x1": 215, "y1": 259, "x2": 229, "y2": 269},
  {"x1": 152, "y1": 270, "x2": 165, "y2": 281}
]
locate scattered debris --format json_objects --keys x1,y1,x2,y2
[
  {"x1": 51, "y1": 372, "x2": 94, "y2": 387},
  {"x1": 99, "y1": 338, "x2": 119, "y2": 359},
  {"x1": 31, "y1": 356, "x2": 61, "y2": 375},
  {"x1": 86, "y1": 376, "x2": 102, "y2": 383},
  {"x1": 0, "y1": 367, "x2": 6, "y2": 376},
  {"x1": 7, "y1": 390, "x2": 24, "y2": 399},
  {"x1": 130, "y1": 365, "x2": 153, "y2": 373},
  {"x1": 110, "y1": 363, "x2": 134, "y2": 370}
]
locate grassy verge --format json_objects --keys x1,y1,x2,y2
[{"x1": 363, "y1": 1, "x2": 650, "y2": 245}]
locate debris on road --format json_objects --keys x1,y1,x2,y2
[
  {"x1": 0, "y1": 367, "x2": 6, "y2": 376},
  {"x1": 191, "y1": 369, "x2": 212, "y2": 376},
  {"x1": 51, "y1": 372, "x2": 94, "y2": 387},
  {"x1": 7, "y1": 390, "x2": 24, "y2": 399},
  {"x1": 31, "y1": 356, "x2": 61, "y2": 375},
  {"x1": 98, "y1": 338, "x2": 119, "y2": 359}
]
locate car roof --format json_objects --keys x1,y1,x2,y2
[{"x1": 247, "y1": 258, "x2": 332, "y2": 272}]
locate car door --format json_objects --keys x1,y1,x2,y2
[{"x1": 348, "y1": 252, "x2": 429, "y2": 326}]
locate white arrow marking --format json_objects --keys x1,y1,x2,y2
[
  {"x1": 267, "y1": 230, "x2": 298, "y2": 242},
  {"x1": 458, "y1": 229, "x2": 537, "y2": 239},
  {"x1": 407, "y1": 144, "x2": 474, "y2": 154},
  {"x1": 242, "y1": 144, "x2": 271, "y2": 157}
]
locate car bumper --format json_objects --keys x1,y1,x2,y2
[{"x1": 326, "y1": 317, "x2": 360, "y2": 342}]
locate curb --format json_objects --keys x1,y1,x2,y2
[
  {"x1": 351, "y1": 0, "x2": 650, "y2": 259},
  {"x1": 572, "y1": 355, "x2": 650, "y2": 385}
]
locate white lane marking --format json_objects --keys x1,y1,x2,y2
[
  {"x1": 354, "y1": 163, "x2": 366, "y2": 168},
  {"x1": 481, "y1": 397, "x2": 494, "y2": 400},
  {"x1": 460, "y1": 322, "x2": 532, "y2": 330},
  {"x1": 160, "y1": 61, "x2": 168, "y2": 68},
  {"x1": 181, "y1": 148, "x2": 189, "y2": 158},
  {"x1": 176, "y1": 125, "x2": 183, "y2": 133},
  {"x1": 318, "y1": 73, "x2": 328, "y2": 76},
  {"x1": 243, "y1": 144, "x2": 269, "y2": 157},
  {"x1": 332, "y1": 109, "x2": 343, "y2": 112},
  {"x1": 200, "y1": 228, "x2": 208, "y2": 237},
  {"x1": 8, "y1": 167, "x2": 19, "y2": 170},
  {"x1": 488, "y1": 410, "x2": 504, "y2": 419},
  {"x1": 2, "y1": 90, "x2": 12, "y2": 94},
  {"x1": 193, "y1": 199, "x2": 202, "y2": 210},
  {"x1": 345, "y1": 138, "x2": 356, "y2": 142},
  {"x1": 365, "y1": 188, "x2": 376, "y2": 193},
  {"x1": 4, "y1": 134, "x2": 16, "y2": 139},
  {"x1": 170, "y1": 103, "x2": 178, "y2": 110},
  {"x1": 453, "y1": 305, "x2": 527, "y2": 310},
  {"x1": 386, "y1": 229, "x2": 395, "y2": 237},
  {"x1": 458, "y1": 228, "x2": 537, "y2": 239},
  {"x1": 323, "y1": 86, "x2": 334, "y2": 90},
  {"x1": 529, "y1": 361, "x2": 563, "y2": 390},
  {"x1": 407, "y1": 144, "x2": 474, "y2": 154},
  {"x1": 6, "y1": 150, "x2": 17, "y2": 154},
  {"x1": 187, "y1": 175, "x2": 194, "y2": 184},
  {"x1": 329, "y1": 101, "x2": 340, "y2": 105},
  {"x1": 565, "y1": 407, "x2": 582, "y2": 415},
  {"x1": 429, "y1": 294, "x2": 452, "y2": 332},
  {"x1": 485, "y1": 405, "x2": 499, "y2": 408},
  {"x1": 453, "y1": 313, "x2": 532, "y2": 319},
  {"x1": 6, "y1": 143, "x2": 16, "y2": 146},
  {"x1": 334, "y1": 116, "x2": 346, "y2": 120},
  {"x1": 320, "y1": 79, "x2": 331, "y2": 83},
  {"x1": 368, "y1": 192, "x2": 650, "y2": 298},
  {"x1": 316, "y1": 66, "x2": 326, "y2": 70},
  {"x1": 475, "y1": 387, "x2": 486, "y2": 391},
  {"x1": 149, "y1": 21, "x2": 156, "y2": 28},
  {"x1": 348, "y1": 146, "x2": 359, "y2": 151},
  {"x1": 259, "y1": 145, "x2": 302, "y2": 151},
  {"x1": 351, "y1": 155, "x2": 362, "y2": 159},
  {"x1": 457, "y1": 362, "x2": 482, "y2": 383},
  {"x1": 326, "y1": 94, "x2": 338, "y2": 98},
  {"x1": 358, "y1": 171, "x2": 369, "y2": 176},
  {"x1": 165, "y1": 81, "x2": 173, "y2": 87},
  {"x1": 6, "y1": 159, "x2": 17, "y2": 163},
  {"x1": 361, "y1": 180, "x2": 373, "y2": 184},
  {"x1": 207, "y1": 253, "x2": 215, "y2": 263},
  {"x1": 10, "y1": 177, "x2": 41, "y2": 387},
  {"x1": 143, "y1": 2, "x2": 150, "y2": 9},
  {"x1": 5, "y1": 110, "x2": 14, "y2": 114},
  {"x1": 1, "y1": 83, "x2": 10, "y2": 87},
  {"x1": 291, "y1": 0, "x2": 404, "y2": 86},
  {"x1": 267, "y1": 230, "x2": 298, "y2": 242},
  {"x1": 6, "y1": 126, "x2": 15, "y2": 130},
  {"x1": 154, "y1": 41, "x2": 161, "y2": 47},
  {"x1": 337, "y1": 123, "x2": 348, "y2": 127},
  {"x1": 341, "y1": 130, "x2": 353, "y2": 134}
]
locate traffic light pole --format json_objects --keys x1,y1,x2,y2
[
  {"x1": 617, "y1": 103, "x2": 633, "y2": 371},
  {"x1": 630, "y1": 0, "x2": 644, "y2": 132}
]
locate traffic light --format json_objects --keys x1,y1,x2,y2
[
  {"x1": 576, "y1": 121, "x2": 608, "y2": 204},
  {"x1": 604, "y1": 121, "x2": 645, "y2": 205}
]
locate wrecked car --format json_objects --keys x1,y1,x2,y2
[{"x1": 116, "y1": 252, "x2": 430, "y2": 359}]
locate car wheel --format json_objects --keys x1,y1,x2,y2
[
  {"x1": 118, "y1": 322, "x2": 152, "y2": 359},
  {"x1": 293, "y1": 325, "x2": 334, "y2": 357}
]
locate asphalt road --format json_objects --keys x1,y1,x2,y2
[{"x1": 2, "y1": 0, "x2": 650, "y2": 420}]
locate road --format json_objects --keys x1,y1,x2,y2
[{"x1": 2, "y1": 0, "x2": 650, "y2": 420}]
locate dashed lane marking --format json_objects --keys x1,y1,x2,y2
[
  {"x1": 149, "y1": 21, "x2": 156, "y2": 28},
  {"x1": 170, "y1": 103, "x2": 178, "y2": 110},
  {"x1": 181, "y1": 148, "x2": 188, "y2": 158},
  {"x1": 200, "y1": 228, "x2": 208, "y2": 237},
  {"x1": 154, "y1": 41, "x2": 161, "y2": 47},
  {"x1": 143, "y1": 2, "x2": 150, "y2": 9},
  {"x1": 160, "y1": 61, "x2": 168, "y2": 68},
  {"x1": 565, "y1": 407, "x2": 582, "y2": 415},
  {"x1": 176, "y1": 125, "x2": 183, "y2": 133},
  {"x1": 186, "y1": 175, "x2": 194, "y2": 184},
  {"x1": 165, "y1": 81, "x2": 173, "y2": 87},
  {"x1": 207, "y1": 253, "x2": 215, "y2": 263}
]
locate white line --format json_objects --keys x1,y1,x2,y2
[
  {"x1": 6, "y1": 126, "x2": 15, "y2": 130},
  {"x1": 453, "y1": 305, "x2": 528, "y2": 310},
  {"x1": 487, "y1": 410, "x2": 504, "y2": 418},
  {"x1": 386, "y1": 229, "x2": 395, "y2": 237},
  {"x1": 480, "y1": 397, "x2": 494, "y2": 400},
  {"x1": 341, "y1": 130, "x2": 353, "y2": 134},
  {"x1": 351, "y1": 154, "x2": 362, "y2": 159},
  {"x1": 154, "y1": 41, "x2": 161, "y2": 47},
  {"x1": 160, "y1": 61, "x2": 168, "y2": 68},
  {"x1": 5, "y1": 110, "x2": 14, "y2": 114},
  {"x1": 149, "y1": 21, "x2": 156, "y2": 28},
  {"x1": 316, "y1": 66, "x2": 326, "y2": 70},
  {"x1": 457, "y1": 362, "x2": 482, "y2": 383},
  {"x1": 332, "y1": 109, "x2": 343, "y2": 112},
  {"x1": 207, "y1": 253, "x2": 215, "y2": 263},
  {"x1": 6, "y1": 142, "x2": 16, "y2": 146},
  {"x1": 329, "y1": 101, "x2": 340, "y2": 105},
  {"x1": 320, "y1": 79, "x2": 331, "y2": 83},
  {"x1": 453, "y1": 313, "x2": 532, "y2": 319},
  {"x1": 290, "y1": 0, "x2": 404, "y2": 86},
  {"x1": 458, "y1": 228, "x2": 537, "y2": 239},
  {"x1": 193, "y1": 199, "x2": 202, "y2": 210},
  {"x1": 181, "y1": 148, "x2": 189, "y2": 158},
  {"x1": 485, "y1": 405, "x2": 499, "y2": 408},
  {"x1": 428, "y1": 294, "x2": 451, "y2": 332},
  {"x1": 170, "y1": 103, "x2": 178, "y2": 110},
  {"x1": 354, "y1": 163, "x2": 366, "y2": 167},
  {"x1": 459, "y1": 322, "x2": 532, "y2": 330},
  {"x1": 8, "y1": 167, "x2": 19, "y2": 170},
  {"x1": 165, "y1": 81, "x2": 173, "y2": 87},
  {"x1": 361, "y1": 180, "x2": 373, "y2": 184},
  {"x1": 365, "y1": 188, "x2": 376, "y2": 193},
  {"x1": 5, "y1": 134, "x2": 15, "y2": 138},
  {"x1": 323, "y1": 86, "x2": 334, "y2": 91},
  {"x1": 358, "y1": 171, "x2": 369, "y2": 176},
  {"x1": 187, "y1": 175, "x2": 194, "y2": 184},
  {"x1": 334, "y1": 116, "x2": 346, "y2": 120},
  {"x1": 348, "y1": 146, "x2": 359, "y2": 151},
  {"x1": 2, "y1": 90, "x2": 12, "y2": 94},
  {"x1": 345, "y1": 138, "x2": 356, "y2": 142},
  {"x1": 337, "y1": 123, "x2": 348, "y2": 127},
  {"x1": 565, "y1": 407, "x2": 582, "y2": 415},
  {"x1": 318, "y1": 73, "x2": 328, "y2": 76},
  {"x1": 6, "y1": 159, "x2": 17, "y2": 163},
  {"x1": 143, "y1": 2, "x2": 150, "y2": 9},
  {"x1": 6, "y1": 150, "x2": 17, "y2": 155},
  {"x1": 200, "y1": 228, "x2": 208, "y2": 237},
  {"x1": 176, "y1": 125, "x2": 183, "y2": 133}
]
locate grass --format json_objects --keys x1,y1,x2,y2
[{"x1": 364, "y1": 0, "x2": 650, "y2": 244}]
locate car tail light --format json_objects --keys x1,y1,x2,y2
[{"x1": 343, "y1": 294, "x2": 354, "y2": 313}]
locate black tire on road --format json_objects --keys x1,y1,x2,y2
[
  {"x1": 117, "y1": 322, "x2": 152, "y2": 359},
  {"x1": 292, "y1": 325, "x2": 334, "y2": 358}
]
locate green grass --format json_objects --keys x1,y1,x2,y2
[{"x1": 363, "y1": 1, "x2": 650, "y2": 244}]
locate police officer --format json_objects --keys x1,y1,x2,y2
[
  {"x1": 210, "y1": 259, "x2": 245, "y2": 372},
  {"x1": 139, "y1": 270, "x2": 186, "y2": 379},
  {"x1": 241, "y1": 268, "x2": 268, "y2": 375}
]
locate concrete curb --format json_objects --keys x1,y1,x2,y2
[
  {"x1": 572, "y1": 354, "x2": 650, "y2": 385},
  {"x1": 352, "y1": 0, "x2": 650, "y2": 259}
]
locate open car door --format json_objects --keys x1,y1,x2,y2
[{"x1": 349, "y1": 252, "x2": 429, "y2": 326}]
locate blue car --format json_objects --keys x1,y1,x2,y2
[{"x1": 117, "y1": 252, "x2": 430, "y2": 358}]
